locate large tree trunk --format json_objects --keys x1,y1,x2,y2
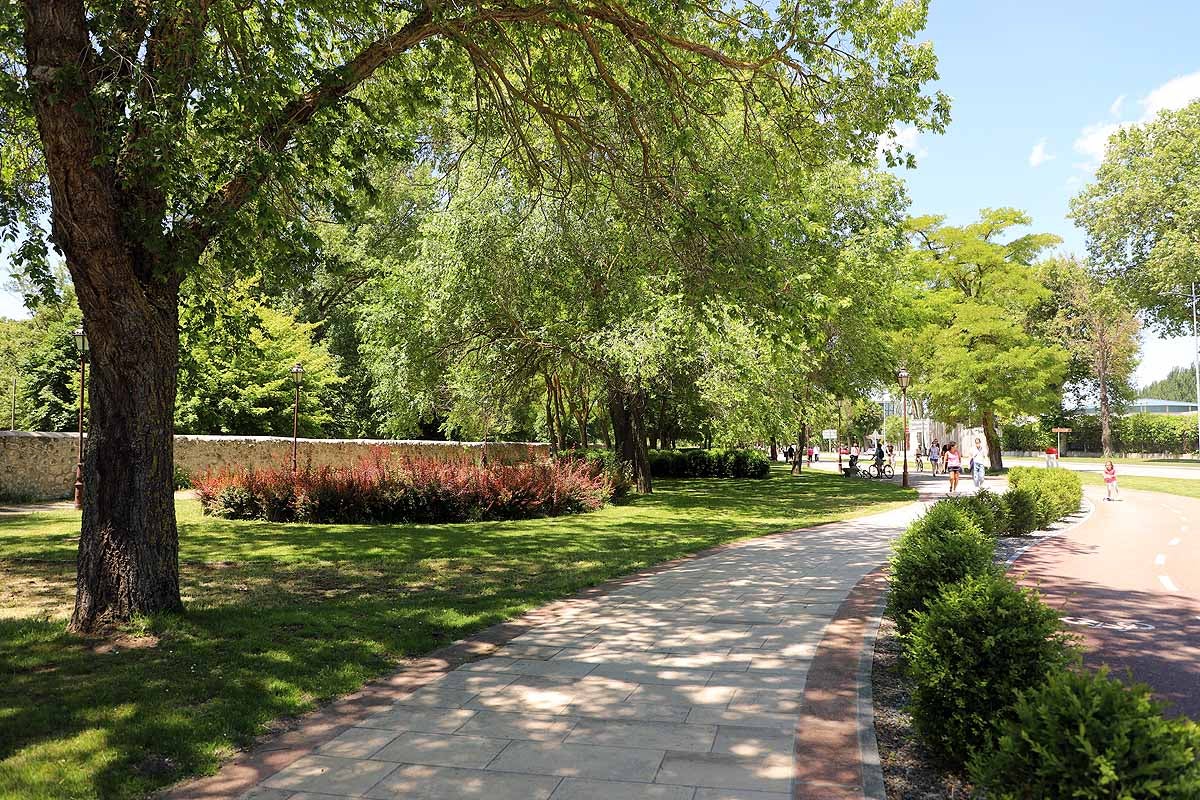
[
  {"x1": 982, "y1": 409, "x2": 1004, "y2": 470},
  {"x1": 1097, "y1": 352, "x2": 1113, "y2": 456},
  {"x1": 608, "y1": 387, "x2": 652, "y2": 493},
  {"x1": 23, "y1": 0, "x2": 184, "y2": 632},
  {"x1": 72, "y1": 280, "x2": 184, "y2": 631}
]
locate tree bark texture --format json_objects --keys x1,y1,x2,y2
[
  {"x1": 608, "y1": 387, "x2": 652, "y2": 493},
  {"x1": 23, "y1": 0, "x2": 183, "y2": 631},
  {"x1": 982, "y1": 409, "x2": 1004, "y2": 470}
]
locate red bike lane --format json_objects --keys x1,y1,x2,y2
[{"x1": 1010, "y1": 487, "x2": 1200, "y2": 719}]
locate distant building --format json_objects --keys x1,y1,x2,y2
[{"x1": 1078, "y1": 397, "x2": 1199, "y2": 416}]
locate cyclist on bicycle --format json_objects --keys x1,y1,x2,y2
[{"x1": 873, "y1": 441, "x2": 885, "y2": 475}]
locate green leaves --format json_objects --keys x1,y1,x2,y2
[{"x1": 1072, "y1": 100, "x2": 1200, "y2": 333}]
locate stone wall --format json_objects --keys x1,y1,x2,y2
[{"x1": 0, "y1": 432, "x2": 550, "y2": 500}]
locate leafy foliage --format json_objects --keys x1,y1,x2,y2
[
  {"x1": 1002, "y1": 486, "x2": 1040, "y2": 537},
  {"x1": 886, "y1": 501, "x2": 996, "y2": 634},
  {"x1": 904, "y1": 572, "x2": 1078, "y2": 769},
  {"x1": 1072, "y1": 100, "x2": 1200, "y2": 333},
  {"x1": 970, "y1": 668, "x2": 1200, "y2": 799},
  {"x1": 646, "y1": 449, "x2": 771, "y2": 479},
  {"x1": 1008, "y1": 467, "x2": 1083, "y2": 527},
  {"x1": 194, "y1": 454, "x2": 613, "y2": 524},
  {"x1": 1141, "y1": 365, "x2": 1200, "y2": 404}
]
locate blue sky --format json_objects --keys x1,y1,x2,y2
[
  {"x1": 897, "y1": 0, "x2": 1200, "y2": 386},
  {"x1": 4, "y1": 1, "x2": 1199, "y2": 385}
]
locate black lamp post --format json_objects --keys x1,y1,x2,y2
[
  {"x1": 290, "y1": 363, "x2": 304, "y2": 472},
  {"x1": 897, "y1": 368, "x2": 911, "y2": 489},
  {"x1": 72, "y1": 326, "x2": 89, "y2": 509}
]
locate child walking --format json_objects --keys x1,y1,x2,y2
[
  {"x1": 1103, "y1": 460, "x2": 1119, "y2": 501},
  {"x1": 944, "y1": 442, "x2": 962, "y2": 493}
]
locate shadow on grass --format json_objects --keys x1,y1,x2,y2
[{"x1": 0, "y1": 467, "x2": 915, "y2": 799}]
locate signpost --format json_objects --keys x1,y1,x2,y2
[
  {"x1": 822, "y1": 429, "x2": 837, "y2": 441},
  {"x1": 1051, "y1": 427, "x2": 1071, "y2": 463}
]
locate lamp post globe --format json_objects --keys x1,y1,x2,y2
[{"x1": 896, "y1": 368, "x2": 910, "y2": 489}]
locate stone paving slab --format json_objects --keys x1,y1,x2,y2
[{"x1": 168, "y1": 500, "x2": 928, "y2": 800}]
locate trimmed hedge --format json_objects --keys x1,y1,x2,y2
[
  {"x1": 1008, "y1": 413, "x2": 1200, "y2": 455},
  {"x1": 1008, "y1": 467, "x2": 1083, "y2": 528},
  {"x1": 970, "y1": 668, "x2": 1200, "y2": 799},
  {"x1": 904, "y1": 572, "x2": 1078, "y2": 769},
  {"x1": 938, "y1": 490, "x2": 1006, "y2": 538},
  {"x1": 886, "y1": 502, "x2": 997, "y2": 635},
  {"x1": 1003, "y1": 486, "x2": 1040, "y2": 536},
  {"x1": 195, "y1": 455, "x2": 613, "y2": 524},
  {"x1": 647, "y1": 448, "x2": 771, "y2": 479}
]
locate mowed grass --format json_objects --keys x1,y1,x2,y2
[
  {"x1": 1077, "y1": 470, "x2": 1200, "y2": 500},
  {"x1": 0, "y1": 466, "x2": 914, "y2": 800},
  {"x1": 1007, "y1": 455, "x2": 1200, "y2": 468}
]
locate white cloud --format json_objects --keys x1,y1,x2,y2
[
  {"x1": 1028, "y1": 138, "x2": 1055, "y2": 167},
  {"x1": 1073, "y1": 122, "x2": 1122, "y2": 168},
  {"x1": 876, "y1": 124, "x2": 928, "y2": 161},
  {"x1": 1140, "y1": 71, "x2": 1200, "y2": 119},
  {"x1": 1075, "y1": 71, "x2": 1200, "y2": 170}
]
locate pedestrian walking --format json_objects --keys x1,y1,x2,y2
[
  {"x1": 944, "y1": 441, "x2": 961, "y2": 493},
  {"x1": 785, "y1": 445, "x2": 795, "y2": 464},
  {"x1": 970, "y1": 437, "x2": 987, "y2": 489},
  {"x1": 807, "y1": 445, "x2": 814, "y2": 465},
  {"x1": 1103, "y1": 460, "x2": 1120, "y2": 501},
  {"x1": 886, "y1": 443, "x2": 895, "y2": 467},
  {"x1": 915, "y1": 443, "x2": 926, "y2": 472},
  {"x1": 930, "y1": 439, "x2": 941, "y2": 475}
]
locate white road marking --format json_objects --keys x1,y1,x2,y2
[
  {"x1": 1159, "y1": 575, "x2": 1180, "y2": 593},
  {"x1": 1170, "y1": 537, "x2": 1182, "y2": 546},
  {"x1": 1155, "y1": 554, "x2": 1166, "y2": 566}
]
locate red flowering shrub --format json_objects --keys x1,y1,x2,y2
[{"x1": 193, "y1": 453, "x2": 613, "y2": 524}]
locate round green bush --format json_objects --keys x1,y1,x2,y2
[
  {"x1": 939, "y1": 494, "x2": 1003, "y2": 538},
  {"x1": 886, "y1": 502, "x2": 997, "y2": 635},
  {"x1": 904, "y1": 572, "x2": 1078, "y2": 769},
  {"x1": 1003, "y1": 485, "x2": 1040, "y2": 536},
  {"x1": 973, "y1": 488, "x2": 1008, "y2": 536},
  {"x1": 970, "y1": 667, "x2": 1200, "y2": 799}
]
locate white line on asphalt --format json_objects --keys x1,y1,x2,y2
[
  {"x1": 1170, "y1": 537, "x2": 1182, "y2": 546},
  {"x1": 1160, "y1": 575, "x2": 1180, "y2": 593},
  {"x1": 1155, "y1": 554, "x2": 1167, "y2": 566}
]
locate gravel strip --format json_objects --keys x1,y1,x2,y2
[{"x1": 872, "y1": 504, "x2": 1091, "y2": 797}]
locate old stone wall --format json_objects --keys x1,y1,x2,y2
[{"x1": 0, "y1": 432, "x2": 549, "y2": 500}]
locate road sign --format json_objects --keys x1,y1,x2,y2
[
  {"x1": 822, "y1": 429, "x2": 837, "y2": 440},
  {"x1": 1051, "y1": 427, "x2": 1072, "y2": 433}
]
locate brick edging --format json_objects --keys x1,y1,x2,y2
[
  {"x1": 792, "y1": 565, "x2": 891, "y2": 800},
  {"x1": 159, "y1": 518, "x2": 864, "y2": 800}
]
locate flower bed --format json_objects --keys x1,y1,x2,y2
[{"x1": 194, "y1": 453, "x2": 613, "y2": 524}]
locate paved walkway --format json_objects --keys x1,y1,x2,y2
[{"x1": 173, "y1": 499, "x2": 937, "y2": 800}]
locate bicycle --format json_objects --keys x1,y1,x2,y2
[{"x1": 865, "y1": 462, "x2": 894, "y2": 479}]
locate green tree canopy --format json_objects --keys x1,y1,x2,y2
[{"x1": 1071, "y1": 100, "x2": 1200, "y2": 333}]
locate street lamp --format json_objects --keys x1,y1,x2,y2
[
  {"x1": 290, "y1": 363, "x2": 304, "y2": 472},
  {"x1": 72, "y1": 326, "x2": 89, "y2": 509},
  {"x1": 897, "y1": 368, "x2": 911, "y2": 489}
]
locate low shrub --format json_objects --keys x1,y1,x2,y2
[
  {"x1": 1003, "y1": 486, "x2": 1040, "y2": 536},
  {"x1": 938, "y1": 492, "x2": 1005, "y2": 538},
  {"x1": 561, "y1": 448, "x2": 633, "y2": 499},
  {"x1": 970, "y1": 667, "x2": 1200, "y2": 799},
  {"x1": 886, "y1": 502, "x2": 997, "y2": 635},
  {"x1": 195, "y1": 453, "x2": 614, "y2": 524},
  {"x1": 1009, "y1": 466, "x2": 1083, "y2": 527},
  {"x1": 905, "y1": 572, "x2": 1078, "y2": 769},
  {"x1": 647, "y1": 448, "x2": 770, "y2": 479}
]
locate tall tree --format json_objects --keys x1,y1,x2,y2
[
  {"x1": 1039, "y1": 257, "x2": 1141, "y2": 455},
  {"x1": 3, "y1": 0, "x2": 947, "y2": 629},
  {"x1": 1072, "y1": 100, "x2": 1200, "y2": 333},
  {"x1": 901, "y1": 209, "x2": 1066, "y2": 468}
]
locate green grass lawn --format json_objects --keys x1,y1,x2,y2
[
  {"x1": 1077, "y1": 471, "x2": 1200, "y2": 500},
  {"x1": 0, "y1": 466, "x2": 914, "y2": 800}
]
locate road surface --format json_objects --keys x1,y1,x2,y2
[{"x1": 1011, "y1": 487, "x2": 1200, "y2": 718}]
